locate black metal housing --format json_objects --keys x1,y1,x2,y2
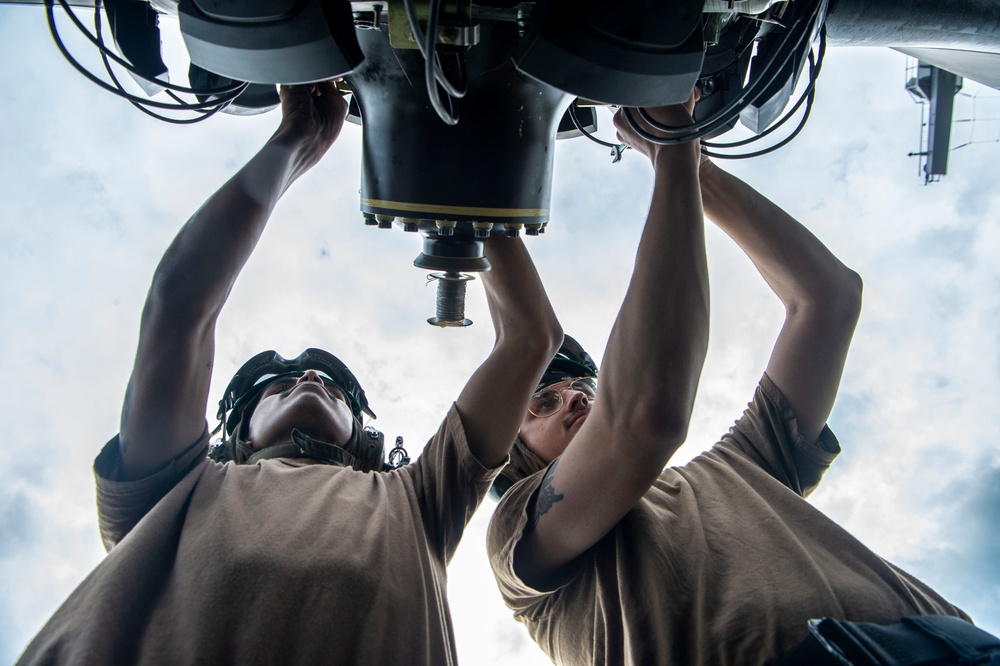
[
  {"x1": 178, "y1": 0, "x2": 364, "y2": 84},
  {"x1": 346, "y1": 17, "x2": 572, "y2": 234},
  {"x1": 512, "y1": 0, "x2": 706, "y2": 107}
]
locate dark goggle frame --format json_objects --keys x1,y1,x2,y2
[{"x1": 217, "y1": 348, "x2": 375, "y2": 438}]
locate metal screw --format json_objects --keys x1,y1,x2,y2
[
  {"x1": 472, "y1": 221, "x2": 494, "y2": 238},
  {"x1": 435, "y1": 220, "x2": 457, "y2": 237}
]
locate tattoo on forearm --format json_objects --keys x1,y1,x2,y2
[{"x1": 534, "y1": 458, "x2": 565, "y2": 524}]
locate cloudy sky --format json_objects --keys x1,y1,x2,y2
[{"x1": 2, "y1": 5, "x2": 999, "y2": 664}]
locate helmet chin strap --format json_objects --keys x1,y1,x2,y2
[
  {"x1": 245, "y1": 429, "x2": 362, "y2": 468},
  {"x1": 211, "y1": 396, "x2": 407, "y2": 471}
]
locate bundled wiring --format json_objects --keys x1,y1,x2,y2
[
  {"x1": 702, "y1": 25, "x2": 826, "y2": 159},
  {"x1": 403, "y1": 0, "x2": 467, "y2": 125},
  {"x1": 45, "y1": 0, "x2": 249, "y2": 123},
  {"x1": 623, "y1": 0, "x2": 824, "y2": 145},
  {"x1": 93, "y1": 5, "x2": 228, "y2": 123}
]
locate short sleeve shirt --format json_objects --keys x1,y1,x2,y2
[
  {"x1": 488, "y1": 374, "x2": 969, "y2": 666},
  {"x1": 19, "y1": 404, "x2": 500, "y2": 666}
]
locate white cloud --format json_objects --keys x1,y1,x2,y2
[{"x1": 1, "y1": 7, "x2": 998, "y2": 663}]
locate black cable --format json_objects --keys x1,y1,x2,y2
[
  {"x1": 636, "y1": 3, "x2": 819, "y2": 136},
  {"x1": 93, "y1": 3, "x2": 233, "y2": 124},
  {"x1": 424, "y1": 0, "x2": 459, "y2": 125},
  {"x1": 568, "y1": 102, "x2": 616, "y2": 148},
  {"x1": 702, "y1": 80, "x2": 813, "y2": 159},
  {"x1": 568, "y1": 13, "x2": 822, "y2": 162},
  {"x1": 705, "y1": 25, "x2": 825, "y2": 149},
  {"x1": 46, "y1": 0, "x2": 248, "y2": 112},
  {"x1": 404, "y1": 0, "x2": 467, "y2": 124},
  {"x1": 623, "y1": 3, "x2": 820, "y2": 145},
  {"x1": 568, "y1": 101, "x2": 630, "y2": 162},
  {"x1": 702, "y1": 25, "x2": 826, "y2": 159},
  {"x1": 53, "y1": 0, "x2": 244, "y2": 97},
  {"x1": 403, "y1": 0, "x2": 466, "y2": 99}
]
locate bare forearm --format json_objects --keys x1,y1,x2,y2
[
  {"x1": 118, "y1": 84, "x2": 347, "y2": 480},
  {"x1": 482, "y1": 237, "x2": 561, "y2": 345},
  {"x1": 600, "y1": 144, "x2": 710, "y2": 448},
  {"x1": 148, "y1": 130, "x2": 311, "y2": 323},
  {"x1": 700, "y1": 161, "x2": 857, "y2": 309},
  {"x1": 701, "y1": 161, "x2": 861, "y2": 442},
  {"x1": 514, "y1": 144, "x2": 710, "y2": 581},
  {"x1": 456, "y1": 237, "x2": 562, "y2": 468}
]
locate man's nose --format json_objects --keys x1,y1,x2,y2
[
  {"x1": 565, "y1": 389, "x2": 590, "y2": 410},
  {"x1": 297, "y1": 369, "x2": 323, "y2": 384}
]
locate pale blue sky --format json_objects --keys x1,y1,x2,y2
[{"x1": 1, "y1": 5, "x2": 999, "y2": 663}]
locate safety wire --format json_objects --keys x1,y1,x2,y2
[
  {"x1": 702, "y1": 25, "x2": 826, "y2": 159},
  {"x1": 403, "y1": 0, "x2": 467, "y2": 125},
  {"x1": 45, "y1": 0, "x2": 249, "y2": 122}
]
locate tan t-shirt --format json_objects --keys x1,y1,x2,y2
[
  {"x1": 19, "y1": 404, "x2": 499, "y2": 665},
  {"x1": 488, "y1": 375, "x2": 969, "y2": 665}
]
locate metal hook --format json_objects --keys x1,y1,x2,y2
[{"x1": 610, "y1": 144, "x2": 629, "y2": 163}]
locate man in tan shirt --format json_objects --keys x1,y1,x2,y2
[
  {"x1": 487, "y1": 95, "x2": 972, "y2": 664},
  {"x1": 18, "y1": 81, "x2": 562, "y2": 665}
]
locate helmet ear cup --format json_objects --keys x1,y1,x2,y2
[
  {"x1": 349, "y1": 424, "x2": 387, "y2": 472},
  {"x1": 209, "y1": 406, "x2": 258, "y2": 464}
]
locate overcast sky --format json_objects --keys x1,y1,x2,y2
[{"x1": 1, "y1": 5, "x2": 999, "y2": 664}]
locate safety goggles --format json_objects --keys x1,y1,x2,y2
[
  {"x1": 528, "y1": 377, "x2": 597, "y2": 418},
  {"x1": 247, "y1": 371, "x2": 347, "y2": 402},
  {"x1": 217, "y1": 348, "x2": 374, "y2": 437}
]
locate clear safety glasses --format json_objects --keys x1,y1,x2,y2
[{"x1": 528, "y1": 377, "x2": 597, "y2": 418}]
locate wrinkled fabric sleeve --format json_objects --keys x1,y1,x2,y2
[
  {"x1": 486, "y1": 467, "x2": 576, "y2": 618},
  {"x1": 717, "y1": 373, "x2": 840, "y2": 497},
  {"x1": 94, "y1": 425, "x2": 210, "y2": 552},
  {"x1": 412, "y1": 403, "x2": 505, "y2": 564}
]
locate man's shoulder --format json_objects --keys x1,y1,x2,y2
[{"x1": 96, "y1": 428, "x2": 212, "y2": 551}]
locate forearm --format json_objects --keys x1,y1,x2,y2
[
  {"x1": 147, "y1": 128, "x2": 311, "y2": 323},
  {"x1": 118, "y1": 84, "x2": 346, "y2": 480},
  {"x1": 701, "y1": 161, "x2": 861, "y2": 442},
  {"x1": 599, "y1": 143, "x2": 710, "y2": 449},
  {"x1": 456, "y1": 237, "x2": 562, "y2": 468},
  {"x1": 482, "y1": 237, "x2": 562, "y2": 346},
  {"x1": 513, "y1": 145, "x2": 710, "y2": 581},
  {"x1": 699, "y1": 161, "x2": 859, "y2": 310}
]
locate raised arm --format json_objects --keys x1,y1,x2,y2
[
  {"x1": 118, "y1": 82, "x2": 347, "y2": 481},
  {"x1": 699, "y1": 160, "x2": 862, "y2": 443},
  {"x1": 513, "y1": 97, "x2": 711, "y2": 587},
  {"x1": 455, "y1": 236, "x2": 563, "y2": 469}
]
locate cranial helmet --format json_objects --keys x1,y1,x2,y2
[
  {"x1": 534, "y1": 334, "x2": 598, "y2": 393},
  {"x1": 208, "y1": 349, "x2": 407, "y2": 471},
  {"x1": 489, "y1": 335, "x2": 598, "y2": 500}
]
